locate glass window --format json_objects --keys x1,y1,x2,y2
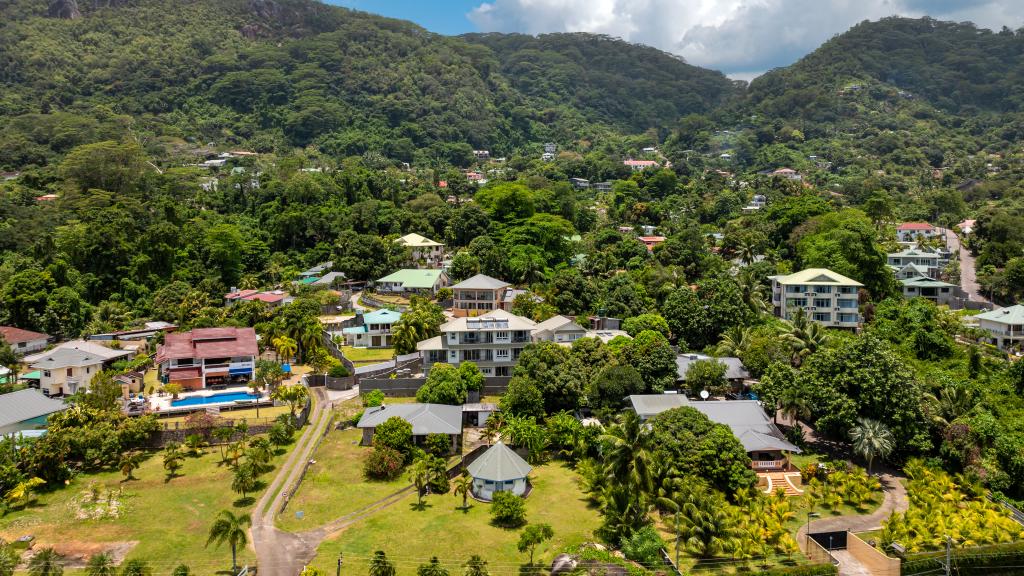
[
  {"x1": 817, "y1": 286, "x2": 832, "y2": 293},
  {"x1": 812, "y1": 312, "x2": 831, "y2": 322},
  {"x1": 839, "y1": 313, "x2": 859, "y2": 323},
  {"x1": 838, "y1": 299, "x2": 858, "y2": 308},
  {"x1": 813, "y1": 298, "x2": 831, "y2": 308}
]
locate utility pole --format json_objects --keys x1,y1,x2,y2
[
  {"x1": 337, "y1": 552, "x2": 343, "y2": 576},
  {"x1": 674, "y1": 511, "x2": 681, "y2": 570},
  {"x1": 944, "y1": 536, "x2": 952, "y2": 576}
]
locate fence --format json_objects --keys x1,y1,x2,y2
[
  {"x1": 149, "y1": 398, "x2": 312, "y2": 448},
  {"x1": 902, "y1": 542, "x2": 1024, "y2": 575},
  {"x1": 353, "y1": 352, "x2": 421, "y2": 377}
]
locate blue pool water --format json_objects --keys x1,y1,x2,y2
[{"x1": 171, "y1": 391, "x2": 260, "y2": 407}]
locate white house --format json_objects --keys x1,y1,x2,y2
[
  {"x1": 31, "y1": 349, "x2": 109, "y2": 397},
  {"x1": 342, "y1": 309, "x2": 403, "y2": 348},
  {"x1": 417, "y1": 309, "x2": 535, "y2": 377},
  {"x1": 531, "y1": 315, "x2": 587, "y2": 345},
  {"x1": 887, "y1": 248, "x2": 940, "y2": 279},
  {"x1": 375, "y1": 269, "x2": 449, "y2": 295},
  {"x1": 0, "y1": 326, "x2": 50, "y2": 355},
  {"x1": 769, "y1": 268, "x2": 862, "y2": 329},
  {"x1": 395, "y1": 233, "x2": 445, "y2": 266},
  {"x1": 467, "y1": 442, "x2": 532, "y2": 501},
  {"x1": 896, "y1": 222, "x2": 939, "y2": 243},
  {"x1": 900, "y1": 277, "x2": 964, "y2": 309},
  {"x1": 976, "y1": 305, "x2": 1024, "y2": 350}
]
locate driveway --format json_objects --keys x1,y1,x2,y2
[{"x1": 945, "y1": 228, "x2": 990, "y2": 306}]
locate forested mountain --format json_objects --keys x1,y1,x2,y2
[{"x1": 0, "y1": 0, "x2": 737, "y2": 168}]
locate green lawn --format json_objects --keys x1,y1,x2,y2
[
  {"x1": 341, "y1": 346, "x2": 396, "y2": 365},
  {"x1": 276, "y1": 427, "x2": 408, "y2": 532},
  {"x1": 157, "y1": 404, "x2": 291, "y2": 425},
  {"x1": 306, "y1": 462, "x2": 602, "y2": 575},
  {"x1": 0, "y1": 444, "x2": 287, "y2": 573}
]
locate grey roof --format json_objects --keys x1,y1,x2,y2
[
  {"x1": 675, "y1": 354, "x2": 750, "y2": 381},
  {"x1": 628, "y1": 396, "x2": 801, "y2": 454},
  {"x1": 30, "y1": 348, "x2": 105, "y2": 370},
  {"x1": 357, "y1": 403, "x2": 462, "y2": 435},
  {"x1": 24, "y1": 340, "x2": 132, "y2": 364},
  {"x1": 0, "y1": 389, "x2": 68, "y2": 429},
  {"x1": 467, "y1": 442, "x2": 532, "y2": 481},
  {"x1": 977, "y1": 305, "x2": 1024, "y2": 325},
  {"x1": 301, "y1": 261, "x2": 333, "y2": 276},
  {"x1": 312, "y1": 272, "x2": 346, "y2": 286},
  {"x1": 451, "y1": 274, "x2": 510, "y2": 290},
  {"x1": 628, "y1": 394, "x2": 688, "y2": 418}
]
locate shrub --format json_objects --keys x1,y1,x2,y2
[
  {"x1": 425, "y1": 433, "x2": 451, "y2": 457},
  {"x1": 329, "y1": 364, "x2": 351, "y2": 378},
  {"x1": 490, "y1": 491, "x2": 527, "y2": 528},
  {"x1": 362, "y1": 389, "x2": 385, "y2": 407},
  {"x1": 620, "y1": 525, "x2": 664, "y2": 565},
  {"x1": 374, "y1": 416, "x2": 413, "y2": 460},
  {"x1": 364, "y1": 446, "x2": 404, "y2": 480},
  {"x1": 268, "y1": 422, "x2": 294, "y2": 446}
]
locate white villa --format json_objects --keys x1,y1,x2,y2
[
  {"x1": 342, "y1": 309, "x2": 402, "y2": 348},
  {"x1": 417, "y1": 309, "x2": 535, "y2": 377},
  {"x1": 770, "y1": 268, "x2": 862, "y2": 329},
  {"x1": 976, "y1": 305, "x2": 1024, "y2": 351},
  {"x1": 395, "y1": 233, "x2": 445, "y2": 267}
]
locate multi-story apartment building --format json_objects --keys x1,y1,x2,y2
[
  {"x1": 394, "y1": 233, "x2": 445, "y2": 267},
  {"x1": 417, "y1": 310, "x2": 535, "y2": 377},
  {"x1": 976, "y1": 305, "x2": 1024, "y2": 351},
  {"x1": 450, "y1": 274, "x2": 512, "y2": 318},
  {"x1": 769, "y1": 268, "x2": 862, "y2": 329},
  {"x1": 156, "y1": 327, "x2": 258, "y2": 390}
]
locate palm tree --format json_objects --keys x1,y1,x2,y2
[
  {"x1": 212, "y1": 427, "x2": 235, "y2": 461},
  {"x1": 206, "y1": 509, "x2": 251, "y2": 571},
  {"x1": 0, "y1": 542, "x2": 19, "y2": 576},
  {"x1": 599, "y1": 411, "x2": 653, "y2": 495},
  {"x1": 86, "y1": 553, "x2": 116, "y2": 576},
  {"x1": 463, "y1": 556, "x2": 488, "y2": 576},
  {"x1": 163, "y1": 443, "x2": 185, "y2": 480},
  {"x1": 779, "y1": 308, "x2": 830, "y2": 366},
  {"x1": 416, "y1": 557, "x2": 449, "y2": 576},
  {"x1": 849, "y1": 417, "x2": 895, "y2": 474},
  {"x1": 231, "y1": 461, "x2": 257, "y2": 500},
  {"x1": 925, "y1": 382, "x2": 977, "y2": 428},
  {"x1": 777, "y1": 384, "x2": 812, "y2": 427},
  {"x1": 736, "y1": 269, "x2": 769, "y2": 314},
  {"x1": 272, "y1": 336, "x2": 297, "y2": 363},
  {"x1": 452, "y1": 474, "x2": 473, "y2": 510},
  {"x1": 28, "y1": 548, "x2": 63, "y2": 576},
  {"x1": 407, "y1": 457, "x2": 434, "y2": 507},
  {"x1": 369, "y1": 551, "x2": 396, "y2": 576},
  {"x1": 119, "y1": 451, "x2": 142, "y2": 481},
  {"x1": 272, "y1": 384, "x2": 309, "y2": 421},
  {"x1": 736, "y1": 238, "x2": 757, "y2": 266},
  {"x1": 715, "y1": 325, "x2": 751, "y2": 357}
]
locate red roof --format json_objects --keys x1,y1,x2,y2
[
  {"x1": 897, "y1": 222, "x2": 935, "y2": 231},
  {"x1": 156, "y1": 327, "x2": 258, "y2": 363},
  {"x1": 225, "y1": 289, "x2": 259, "y2": 300},
  {"x1": 248, "y1": 292, "x2": 287, "y2": 303},
  {"x1": 0, "y1": 326, "x2": 50, "y2": 344}
]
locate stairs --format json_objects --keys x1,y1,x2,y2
[{"x1": 762, "y1": 472, "x2": 804, "y2": 497}]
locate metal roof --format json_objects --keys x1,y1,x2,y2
[
  {"x1": 450, "y1": 274, "x2": 510, "y2": 290},
  {"x1": 977, "y1": 305, "x2": 1024, "y2": 325},
  {"x1": 0, "y1": 389, "x2": 67, "y2": 429},
  {"x1": 376, "y1": 269, "x2": 447, "y2": 289},
  {"x1": 628, "y1": 394, "x2": 689, "y2": 418},
  {"x1": 675, "y1": 354, "x2": 750, "y2": 381},
  {"x1": 30, "y1": 348, "x2": 105, "y2": 370},
  {"x1": 467, "y1": 442, "x2": 532, "y2": 481},
  {"x1": 769, "y1": 268, "x2": 863, "y2": 287},
  {"x1": 24, "y1": 340, "x2": 132, "y2": 364},
  {"x1": 357, "y1": 403, "x2": 462, "y2": 436}
]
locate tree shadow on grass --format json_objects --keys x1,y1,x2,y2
[
  {"x1": 409, "y1": 500, "x2": 434, "y2": 512},
  {"x1": 234, "y1": 496, "x2": 256, "y2": 507},
  {"x1": 456, "y1": 504, "x2": 474, "y2": 514}
]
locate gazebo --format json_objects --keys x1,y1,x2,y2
[{"x1": 467, "y1": 442, "x2": 532, "y2": 501}]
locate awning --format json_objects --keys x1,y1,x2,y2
[{"x1": 168, "y1": 368, "x2": 201, "y2": 381}]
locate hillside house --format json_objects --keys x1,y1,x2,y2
[
  {"x1": 450, "y1": 274, "x2": 511, "y2": 317},
  {"x1": 769, "y1": 268, "x2": 862, "y2": 329},
  {"x1": 375, "y1": 269, "x2": 449, "y2": 295},
  {"x1": 531, "y1": 315, "x2": 587, "y2": 345},
  {"x1": 342, "y1": 309, "x2": 403, "y2": 348},
  {"x1": 395, "y1": 233, "x2": 445, "y2": 266},
  {"x1": 418, "y1": 309, "x2": 535, "y2": 377},
  {"x1": 624, "y1": 159, "x2": 659, "y2": 171},
  {"x1": 896, "y1": 222, "x2": 939, "y2": 243},
  {"x1": 900, "y1": 277, "x2": 964, "y2": 309},
  {"x1": 887, "y1": 248, "x2": 940, "y2": 279},
  {"x1": 675, "y1": 353, "x2": 750, "y2": 388},
  {"x1": 0, "y1": 327, "x2": 50, "y2": 355},
  {"x1": 156, "y1": 327, "x2": 258, "y2": 390},
  {"x1": 357, "y1": 403, "x2": 462, "y2": 453},
  {"x1": 976, "y1": 305, "x2": 1024, "y2": 351},
  {"x1": 224, "y1": 289, "x2": 292, "y2": 308},
  {"x1": 771, "y1": 168, "x2": 802, "y2": 181}
]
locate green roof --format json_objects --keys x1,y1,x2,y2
[
  {"x1": 976, "y1": 305, "x2": 1024, "y2": 325},
  {"x1": 376, "y1": 269, "x2": 445, "y2": 289},
  {"x1": 770, "y1": 268, "x2": 863, "y2": 287},
  {"x1": 299, "y1": 277, "x2": 318, "y2": 285}
]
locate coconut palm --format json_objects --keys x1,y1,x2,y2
[
  {"x1": 736, "y1": 238, "x2": 758, "y2": 266},
  {"x1": 714, "y1": 325, "x2": 752, "y2": 357},
  {"x1": 452, "y1": 474, "x2": 473, "y2": 510},
  {"x1": 779, "y1": 308, "x2": 830, "y2": 366},
  {"x1": 850, "y1": 418, "x2": 895, "y2": 474},
  {"x1": 925, "y1": 381, "x2": 977, "y2": 428},
  {"x1": 119, "y1": 451, "x2": 143, "y2": 481},
  {"x1": 736, "y1": 269, "x2": 769, "y2": 314},
  {"x1": 407, "y1": 457, "x2": 434, "y2": 507},
  {"x1": 163, "y1": 443, "x2": 185, "y2": 480},
  {"x1": 206, "y1": 509, "x2": 251, "y2": 571},
  {"x1": 85, "y1": 553, "x2": 116, "y2": 576},
  {"x1": 777, "y1": 384, "x2": 812, "y2": 427},
  {"x1": 272, "y1": 336, "x2": 297, "y2": 363},
  {"x1": 369, "y1": 551, "x2": 396, "y2": 576},
  {"x1": 28, "y1": 548, "x2": 63, "y2": 576},
  {"x1": 599, "y1": 411, "x2": 653, "y2": 495},
  {"x1": 271, "y1": 384, "x2": 309, "y2": 421},
  {"x1": 463, "y1": 556, "x2": 488, "y2": 576}
]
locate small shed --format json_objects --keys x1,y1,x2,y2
[{"x1": 467, "y1": 442, "x2": 532, "y2": 501}]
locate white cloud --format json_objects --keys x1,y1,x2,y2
[{"x1": 467, "y1": 0, "x2": 1024, "y2": 74}]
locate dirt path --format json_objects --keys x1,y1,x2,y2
[{"x1": 250, "y1": 386, "x2": 334, "y2": 576}]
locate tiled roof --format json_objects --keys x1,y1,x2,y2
[
  {"x1": 0, "y1": 326, "x2": 50, "y2": 344},
  {"x1": 156, "y1": 327, "x2": 258, "y2": 362},
  {"x1": 897, "y1": 222, "x2": 936, "y2": 231}
]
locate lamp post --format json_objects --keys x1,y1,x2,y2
[{"x1": 805, "y1": 512, "x2": 820, "y2": 550}]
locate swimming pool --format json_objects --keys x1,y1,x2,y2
[{"x1": 171, "y1": 391, "x2": 261, "y2": 407}]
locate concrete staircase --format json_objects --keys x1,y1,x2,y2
[{"x1": 763, "y1": 472, "x2": 804, "y2": 497}]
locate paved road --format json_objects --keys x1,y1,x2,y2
[
  {"x1": 251, "y1": 386, "x2": 336, "y2": 576},
  {"x1": 946, "y1": 228, "x2": 990, "y2": 306},
  {"x1": 350, "y1": 291, "x2": 367, "y2": 312}
]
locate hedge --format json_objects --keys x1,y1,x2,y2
[{"x1": 902, "y1": 541, "x2": 1024, "y2": 575}]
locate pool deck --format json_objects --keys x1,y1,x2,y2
[{"x1": 148, "y1": 385, "x2": 269, "y2": 415}]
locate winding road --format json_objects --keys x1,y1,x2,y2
[{"x1": 945, "y1": 228, "x2": 991, "y2": 306}]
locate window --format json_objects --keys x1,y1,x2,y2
[
  {"x1": 43, "y1": 370, "x2": 51, "y2": 378},
  {"x1": 839, "y1": 313, "x2": 859, "y2": 323},
  {"x1": 941, "y1": 288, "x2": 949, "y2": 293},
  {"x1": 495, "y1": 349, "x2": 510, "y2": 361},
  {"x1": 812, "y1": 312, "x2": 831, "y2": 322},
  {"x1": 817, "y1": 286, "x2": 832, "y2": 294},
  {"x1": 495, "y1": 331, "x2": 509, "y2": 340},
  {"x1": 17, "y1": 342, "x2": 25, "y2": 348},
  {"x1": 840, "y1": 286, "x2": 857, "y2": 294},
  {"x1": 786, "y1": 285, "x2": 803, "y2": 293},
  {"x1": 785, "y1": 298, "x2": 807, "y2": 308},
  {"x1": 838, "y1": 299, "x2": 857, "y2": 308},
  {"x1": 813, "y1": 298, "x2": 831, "y2": 308}
]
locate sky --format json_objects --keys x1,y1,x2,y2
[{"x1": 326, "y1": 1, "x2": 1024, "y2": 79}]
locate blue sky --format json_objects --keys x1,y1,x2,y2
[{"x1": 325, "y1": 1, "x2": 1024, "y2": 79}]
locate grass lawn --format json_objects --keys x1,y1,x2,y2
[
  {"x1": 341, "y1": 346, "x2": 396, "y2": 366},
  {"x1": 307, "y1": 462, "x2": 602, "y2": 575},
  {"x1": 143, "y1": 369, "x2": 159, "y2": 394},
  {"x1": 276, "y1": 427, "x2": 408, "y2": 532},
  {"x1": 157, "y1": 404, "x2": 291, "y2": 425},
  {"x1": 0, "y1": 443, "x2": 288, "y2": 573}
]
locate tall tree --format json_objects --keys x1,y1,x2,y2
[{"x1": 206, "y1": 510, "x2": 251, "y2": 571}]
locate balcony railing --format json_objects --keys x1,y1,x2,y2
[{"x1": 752, "y1": 460, "x2": 784, "y2": 470}]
